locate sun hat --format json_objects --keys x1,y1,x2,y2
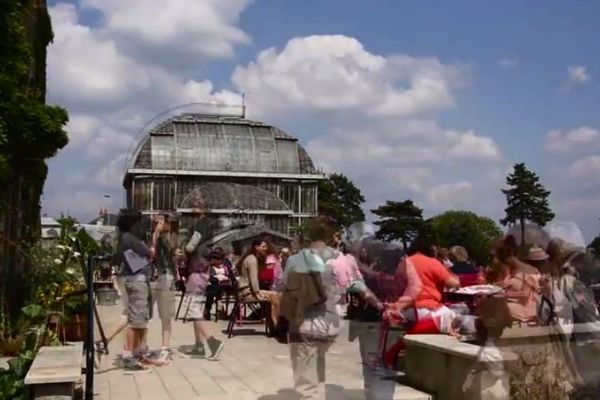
[{"x1": 526, "y1": 246, "x2": 549, "y2": 261}]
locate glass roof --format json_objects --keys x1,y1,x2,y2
[
  {"x1": 178, "y1": 182, "x2": 292, "y2": 212},
  {"x1": 129, "y1": 114, "x2": 317, "y2": 175}
]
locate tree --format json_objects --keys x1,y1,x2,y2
[
  {"x1": 371, "y1": 200, "x2": 424, "y2": 249},
  {"x1": 500, "y1": 163, "x2": 555, "y2": 246},
  {"x1": 318, "y1": 173, "x2": 365, "y2": 228},
  {"x1": 589, "y1": 235, "x2": 600, "y2": 257},
  {"x1": 0, "y1": 0, "x2": 69, "y2": 337},
  {"x1": 429, "y1": 210, "x2": 503, "y2": 265}
]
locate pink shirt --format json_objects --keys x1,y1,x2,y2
[{"x1": 330, "y1": 253, "x2": 362, "y2": 289}]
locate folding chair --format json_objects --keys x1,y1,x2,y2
[{"x1": 226, "y1": 291, "x2": 271, "y2": 338}]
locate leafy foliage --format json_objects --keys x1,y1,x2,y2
[
  {"x1": 0, "y1": 0, "x2": 69, "y2": 338},
  {"x1": 371, "y1": 200, "x2": 425, "y2": 249},
  {"x1": 318, "y1": 173, "x2": 365, "y2": 228},
  {"x1": 500, "y1": 163, "x2": 555, "y2": 245},
  {"x1": 429, "y1": 210, "x2": 503, "y2": 265},
  {"x1": 589, "y1": 235, "x2": 600, "y2": 258}
]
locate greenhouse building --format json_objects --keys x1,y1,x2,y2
[{"x1": 123, "y1": 113, "x2": 324, "y2": 238}]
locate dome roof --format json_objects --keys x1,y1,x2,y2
[
  {"x1": 128, "y1": 114, "x2": 318, "y2": 175},
  {"x1": 178, "y1": 182, "x2": 292, "y2": 213}
]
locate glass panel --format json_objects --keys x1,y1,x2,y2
[
  {"x1": 300, "y1": 185, "x2": 317, "y2": 214},
  {"x1": 280, "y1": 183, "x2": 299, "y2": 213},
  {"x1": 133, "y1": 180, "x2": 152, "y2": 211},
  {"x1": 153, "y1": 180, "x2": 174, "y2": 211},
  {"x1": 252, "y1": 127, "x2": 278, "y2": 173},
  {"x1": 151, "y1": 136, "x2": 175, "y2": 169},
  {"x1": 276, "y1": 140, "x2": 300, "y2": 173}
]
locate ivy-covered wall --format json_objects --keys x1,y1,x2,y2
[{"x1": 0, "y1": 0, "x2": 69, "y2": 333}]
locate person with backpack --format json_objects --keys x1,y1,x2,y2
[{"x1": 280, "y1": 216, "x2": 342, "y2": 400}]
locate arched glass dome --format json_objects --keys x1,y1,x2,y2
[
  {"x1": 128, "y1": 114, "x2": 317, "y2": 175},
  {"x1": 178, "y1": 182, "x2": 292, "y2": 213}
]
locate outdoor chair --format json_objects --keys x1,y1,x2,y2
[{"x1": 225, "y1": 277, "x2": 271, "y2": 338}]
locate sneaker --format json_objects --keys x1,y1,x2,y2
[
  {"x1": 133, "y1": 344, "x2": 149, "y2": 358},
  {"x1": 206, "y1": 337, "x2": 224, "y2": 361},
  {"x1": 122, "y1": 357, "x2": 149, "y2": 373},
  {"x1": 154, "y1": 349, "x2": 171, "y2": 366},
  {"x1": 179, "y1": 344, "x2": 206, "y2": 358}
]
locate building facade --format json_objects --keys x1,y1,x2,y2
[{"x1": 123, "y1": 113, "x2": 324, "y2": 238}]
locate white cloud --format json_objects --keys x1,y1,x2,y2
[
  {"x1": 230, "y1": 34, "x2": 502, "y2": 215},
  {"x1": 499, "y1": 57, "x2": 519, "y2": 69},
  {"x1": 44, "y1": 2, "x2": 244, "y2": 219},
  {"x1": 445, "y1": 130, "x2": 502, "y2": 160},
  {"x1": 232, "y1": 35, "x2": 465, "y2": 119},
  {"x1": 80, "y1": 0, "x2": 251, "y2": 68},
  {"x1": 567, "y1": 65, "x2": 590, "y2": 86},
  {"x1": 570, "y1": 155, "x2": 600, "y2": 178},
  {"x1": 545, "y1": 127, "x2": 600, "y2": 153},
  {"x1": 427, "y1": 182, "x2": 473, "y2": 208}
]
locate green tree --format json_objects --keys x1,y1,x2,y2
[
  {"x1": 318, "y1": 173, "x2": 365, "y2": 228},
  {"x1": 500, "y1": 163, "x2": 555, "y2": 246},
  {"x1": 371, "y1": 200, "x2": 424, "y2": 249},
  {"x1": 429, "y1": 210, "x2": 503, "y2": 265},
  {"x1": 589, "y1": 235, "x2": 600, "y2": 257},
  {"x1": 1, "y1": 0, "x2": 69, "y2": 337}
]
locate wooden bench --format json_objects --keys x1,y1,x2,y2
[
  {"x1": 404, "y1": 334, "x2": 517, "y2": 400},
  {"x1": 24, "y1": 343, "x2": 83, "y2": 400}
]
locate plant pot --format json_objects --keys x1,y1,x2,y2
[
  {"x1": 64, "y1": 314, "x2": 87, "y2": 342},
  {"x1": 96, "y1": 287, "x2": 118, "y2": 306},
  {"x1": 0, "y1": 337, "x2": 23, "y2": 357},
  {"x1": 93, "y1": 281, "x2": 114, "y2": 290}
]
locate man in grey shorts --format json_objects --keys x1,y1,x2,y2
[{"x1": 117, "y1": 210, "x2": 153, "y2": 371}]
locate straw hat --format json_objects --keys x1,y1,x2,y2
[{"x1": 526, "y1": 246, "x2": 549, "y2": 261}]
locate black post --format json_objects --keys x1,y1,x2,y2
[{"x1": 85, "y1": 255, "x2": 95, "y2": 400}]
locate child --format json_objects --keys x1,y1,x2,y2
[{"x1": 181, "y1": 245, "x2": 224, "y2": 360}]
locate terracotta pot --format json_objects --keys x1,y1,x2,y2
[
  {"x1": 0, "y1": 338, "x2": 23, "y2": 357},
  {"x1": 64, "y1": 313, "x2": 88, "y2": 342}
]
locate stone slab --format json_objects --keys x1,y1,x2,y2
[
  {"x1": 0, "y1": 357, "x2": 12, "y2": 370},
  {"x1": 404, "y1": 334, "x2": 517, "y2": 362},
  {"x1": 25, "y1": 343, "x2": 83, "y2": 385}
]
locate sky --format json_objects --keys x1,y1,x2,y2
[{"x1": 43, "y1": 0, "x2": 600, "y2": 241}]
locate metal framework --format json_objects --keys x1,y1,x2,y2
[{"x1": 123, "y1": 113, "x2": 323, "y2": 237}]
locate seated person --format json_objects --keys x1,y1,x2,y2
[
  {"x1": 236, "y1": 239, "x2": 280, "y2": 329},
  {"x1": 346, "y1": 246, "x2": 422, "y2": 325},
  {"x1": 259, "y1": 251, "x2": 278, "y2": 290},
  {"x1": 449, "y1": 246, "x2": 482, "y2": 287},
  {"x1": 491, "y1": 235, "x2": 541, "y2": 323},
  {"x1": 203, "y1": 251, "x2": 232, "y2": 320},
  {"x1": 405, "y1": 236, "x2": 462, "y2": 333}
]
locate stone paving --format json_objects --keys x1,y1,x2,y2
[{"x1": 93, "y1": 299, "x2": 428, "y2": 400}]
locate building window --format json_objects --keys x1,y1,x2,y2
[
  {"x1": 300, "y1": 184, "x2": 317, "y2": 214},
  {"x1": 153, "y1": 180, "x2": 175, "y2": 211},
  {"x1": 133, "y1": 180, "x2": 152, "y2": 211},
  {"x1": 280, "y1": 183, "x2": 299, "y2": 213}
]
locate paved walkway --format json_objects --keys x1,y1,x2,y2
[{"x1": 94, "y1": 299, "x2": 427, "y2": 400}]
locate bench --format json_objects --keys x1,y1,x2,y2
[
  {"x1": 404, "y1": 334, "x2": 517, "y2": 400},
  {"x1": 24, "y1": 343, "x2": 83, "y2": 399}
]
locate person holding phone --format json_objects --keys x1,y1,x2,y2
[{"x1": 150, "y1": 214, "x2": 179, "y2": 365}]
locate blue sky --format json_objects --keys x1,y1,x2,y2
[{"x1": 43, "y1": 0, "x2": 600, "y2": 240}]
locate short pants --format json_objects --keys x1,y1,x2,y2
[
  {"x1": 116, "y1": 275, "x2": 129, "y2": 316},
  {"x1": 150, "y1": 273, "x2": 176, "y2": 322},
  {"x1": 124, "y1": 274, "x2": 150, "y2": 329},
  {"x1": 181, "y1": 294, "x2": 205, "y2": 321}
]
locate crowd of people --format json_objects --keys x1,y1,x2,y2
[{"x1": 100, "y1": 209, "x2": 600, "y2": 399}]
